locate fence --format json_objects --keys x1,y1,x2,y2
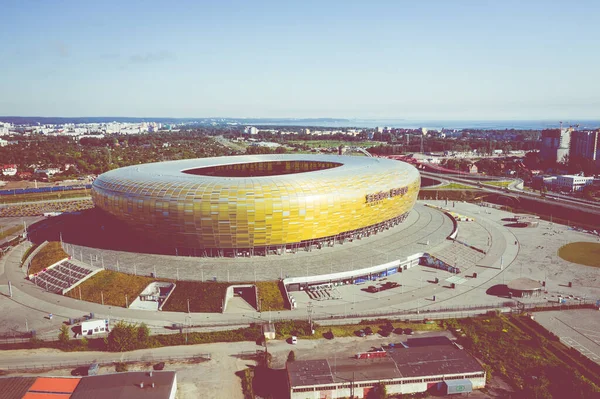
[
  {"x1": 0, "y1": 184, "x2": 92, "y2": 196},
  {"x1": 0, "y1": 353, "x2": 211, "y2": 371}
]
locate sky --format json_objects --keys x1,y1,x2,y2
[{"x1": 1, "y1": 0, "x2": 599, "y2": 120}]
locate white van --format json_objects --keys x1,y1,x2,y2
[{"x1": 291, "y1": 336, "x2": 298, "y2": 345}]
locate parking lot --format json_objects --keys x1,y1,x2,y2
[{"x1": 533, "y1": 309, "x2": 600, "y2": 364}]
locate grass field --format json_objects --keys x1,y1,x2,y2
[
  {"x1": 434, "y1": 182, "x2": 477, "y2": 190},
  {"x1": 0, "y1": 225, "x2": 23, "y2": 240},
  {"x1": 28, "y1": 241, "x2": 68, "y2": 275},
  {"x1": 0, "y1": 189, "x2": 91, "y2": 204},
  {"x1": 450, "y1": 314, "x2": 600, "y2": 397},
  {"x1": 558, "y1": 242, "x2": 600, "y2": 267},
  {"x1": 255, "y1": 281, "x2": 286, "y2": 311},
  {"x1": 162, "y1": 281, "x2": 229, "y2": 313},
  {"x1": 287, "y1": 140, "x2": 378, "y2": 148},
  {"x1": 483, "y1": 180, "x2": 512, "y2": 187},
  {"x1": 314, "y1": 320, "x2": 441, "y2": 339},
  {"x1": 65, "y1": 270, "x2": 156, "y2": 307},
  {"x1": 65, "y1": 270, "x2": 287, "y2": 312}
]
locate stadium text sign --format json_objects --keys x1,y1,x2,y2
[{"x1": 365, "y1": 186, "x2": 408, "y2": 203}]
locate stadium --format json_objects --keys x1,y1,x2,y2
[{"x1": 91, "y1": 154, "x2": 420, "y2": 256}]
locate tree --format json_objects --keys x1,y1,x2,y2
[
  {"x1": 106, "y1": 321, "x2": 149, "y2": 352},
  {"x1": 367, "y1": 382, "x2": 387, "y2": 399},
  {"x1": 287, "y1": 350, "x2": 296, "y2": 362},
  {"x1": 58, "y1": 324, "x2": 70, "y2": 347},
  {"x1": 137, "y1": 322, "x2": 150, "y2": 347}
]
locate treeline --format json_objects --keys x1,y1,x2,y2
[{"x1": 0, "y1": 131, "x2": 236, "y2": 176}]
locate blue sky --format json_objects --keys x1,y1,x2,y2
[{"x1": 1, "y1": 0, "x2": 599, "y2": 119}]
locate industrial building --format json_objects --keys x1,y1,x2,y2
[
  {"x1": 286, "y1": 337, "x2": 485, "y2": 398},
  {"x1": 92, "y1": 155, "x2": 420, "y2": 256},
  {"x1": 0, "y1": 371, "x2": 177, "y2": 399}
]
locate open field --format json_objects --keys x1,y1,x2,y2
[
  {"x1": 482, "y1": 180, "x2": 512, "y2": 187},
  {"x1": 64, "y1": 270, "x2": 156, "y2": 307},
  {"x1": 63, "y1": 270, "x2": 287, "y2": 312},
  {"x1": 558, "y1": 242, "x2": 600, "y2": 267},
  {"x1": 0, "y1": 189, "x2": 91, "y2": 204},
  {"x1": 0, "y1": 224, "x2": 23, "y2": 240},
  {"x1": 162, "y1": 281, "x2": 229, "y2": 313},
  {"x1": 450, "y1": 313, "x2": 600, "y2": 397},
  {"x1": 287, "y1": 140, "x2": 378, "y2": 148},
  {"x1": 255, "y1": 281, "x2": 286, "y2": 311},
  {"x1": 435, "y1": 182, "x2": 477, "y2": 190},
  {"x1": 0, "y1": 200, "x2": 94, "y2": 218},
  {"x1": 28, "y1": 241, "x2": 68, "y2": 275}
]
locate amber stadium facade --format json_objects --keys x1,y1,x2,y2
[{"x1": 91, "y1": 155, "x2": 420, "y2": 256}]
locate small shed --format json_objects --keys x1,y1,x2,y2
[
  {"x1": 262, "y1": 323, "x2": 276, "y2": 340},
  {"x1": 445, "y1": 379, "x2": 473, "y2": 394},
  {"x1": 507, "y1": 277, "x2": 543, "y2": 298}
]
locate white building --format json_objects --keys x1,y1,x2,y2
[
  {"x1": 35, "y1": 167, "x2": 61, "y2": 176},
  {"x1": 554, "y1": 175, "x2": 594, "y2": 192},
  {"x1": 0, "y1": 138, "x2": 8, "y2": 147},
  {"x1": 1, "y1": 164, "x2": 17, "y2": 176},
  {"x1": 244, "y1": 126, "x2": 259, "y2": 135}
]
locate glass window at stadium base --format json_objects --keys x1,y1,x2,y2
[{"x1": 91, "y1": 155, "x2": 420, "y2": 257}]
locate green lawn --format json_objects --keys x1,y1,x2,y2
[
  {"x1": 0, "y1": 189, "x2": 91, "y2": 204},
  {"x1": 0, "y1": 225, "x2": 23, "y2": 240},
  {"x1": 65, "y1": 270, "x2": 287, "y2": 312},
  {"x1": 28, "y1": 242, "x2": 69, "y2": 275},
  {"x1": 558, "y1": 242, "x2": 600, "y2": 267},
  {"x1": 65, "y1": 270, "x2": 157, "y2": 307},
  {"x1": 287, "y1": 140, "x2": 378, "y2": 148},
  {"x1": 482, "y1": 180, "x2": 512, "y2": 187},
  {"x1": 435, "y1": 182, "x2": 477, "y2": 190}
]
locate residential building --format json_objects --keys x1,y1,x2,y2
[
  {"x1": 540, "y1": 127, "x2": 572, "y2": 163},
  {"x1": 570, "y1": 130, "x2": 600, "y2": 166}
]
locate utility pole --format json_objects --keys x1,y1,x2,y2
[{"x1": 307, "y1": 302, "x2": 313, "y2": 334}]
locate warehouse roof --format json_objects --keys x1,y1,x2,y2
[
  {"x1": 0, "y1": 372, "x2": 176, "y2": 399},
  {"x1": 288, "y1": 337, "x2": 484, "y2": 388},
  {"x1": 71, "y1": 371, "x2": 175, "y2": 399},
  {"x1": 0, "y1": 377, "x2": 36, "y2": 399}
]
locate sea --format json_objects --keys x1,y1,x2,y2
[{"x1": 256, "y1": 119, "x2": 600, "y2": 130}]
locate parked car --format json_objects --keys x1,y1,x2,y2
[
  {"x1": 291, "y1": 336, "x2": 298, "y2": 344},
  {"x1": 357, "y1": 329, "x2": 366, "y2": 337}
]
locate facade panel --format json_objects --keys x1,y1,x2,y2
[{"x1": 92, "y1": 155, "x2": 420, "y2": 253}]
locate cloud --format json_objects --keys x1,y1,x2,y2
[
  {"x1": 128, "y1": 50, "x2": 174, "y2": 64},
  {"x1": 100, "y1": 53, "x2": 121, "y2": 60}
]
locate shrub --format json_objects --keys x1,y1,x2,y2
[
  {"x1": 107, "y1": 321, "x2": 150, "y2": 352},
  {"x1": 287, "y1": 350, "x2": 296, "y2": 362},
  {"x1": 58, "y1": 325, "x2": 70, "y2": 347},
  {"x1": 115, "y1": 362, "x2": 128, "y2": 372}
]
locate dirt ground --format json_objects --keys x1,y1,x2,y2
[{"x1": 3, "y1": 332, "x2": 516, "y2": 398}]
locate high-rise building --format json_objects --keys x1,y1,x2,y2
[
  {"x1": 570, "y1": 130, "x2": 600, "y2": 166},
  {"x1": 540, "y1": 127, "x2": 572, "y2": 163}
]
